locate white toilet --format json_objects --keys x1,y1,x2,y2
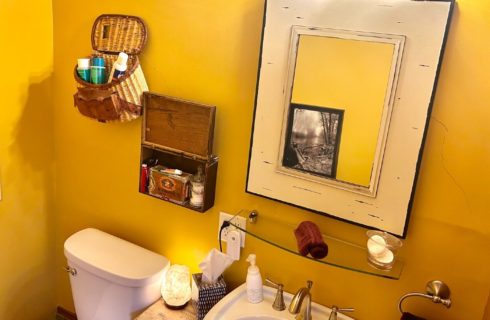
[{"x1": 64, "y1": 228, "x2": 170, "y2": 320}]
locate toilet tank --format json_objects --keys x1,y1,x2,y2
[{"x1": 64, "y1": 228, "x2": 169, "y2": 320}]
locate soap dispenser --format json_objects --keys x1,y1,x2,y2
[{"x1": 246, "y1": 254, "x2": 263, "y2": 303}]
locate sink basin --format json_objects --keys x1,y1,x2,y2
[
  {"x1": 204, "y1": 284, "x2": 354, "y2": 320},
  {"x1": 236, "y1": 317, "x2": 287, "y2": 320}
]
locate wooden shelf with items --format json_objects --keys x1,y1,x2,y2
[{"x1": 139, "y1": 92, "x2": 218, "y2": 213}]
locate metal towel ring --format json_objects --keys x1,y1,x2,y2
[{"x1": 398, "y1": 280, "x2": 452, "y2": 314}]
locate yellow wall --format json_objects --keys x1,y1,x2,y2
[
  {"x1": 51, "y1": 1, "x2": 489, "y2": 320},
  {"x1": 292, "y1": 35, "x2": 394, "y2": 187},
  {"x1": 0, "y1": 0, "x2": 55, "y2": 319}
]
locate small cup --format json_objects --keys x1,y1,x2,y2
[
  {"x1": 77, "y1": 58, "x2": 91, "y2": 82},
  {"x1": 77, "y1": 58, "x2": 90, "y2": 69},
  {"x1": 77, "y1": 68, "x2": 91, "y2": 82},
  {"x1": 366, "y1": 230, "x2": 402, "y2": 270}
]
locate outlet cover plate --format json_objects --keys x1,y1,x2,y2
[{"x1": 218, "y1": 212, "x2": 246, "y2": 247}]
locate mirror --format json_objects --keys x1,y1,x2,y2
[
  {"x1": 246, "y1": 0, "x2": 454, "y2": 236},
  {"x1": 278, "y1": 27, "x2": 405, "y2": 196}
]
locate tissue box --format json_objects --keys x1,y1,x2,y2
[{"x1": 192, "y1": 273, "x2": 227, "y2": 320}]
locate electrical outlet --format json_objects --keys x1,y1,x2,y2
[{"x1": 218, "y1": 212, "x2": 246, "y2": 247}]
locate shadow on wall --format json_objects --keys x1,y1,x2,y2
[
  {"x1": 9, "y1": 75, "x2": 55, "y2": 172},
  {"x1": 4, "y1": 75, "x2": 57, "y2": 320}
]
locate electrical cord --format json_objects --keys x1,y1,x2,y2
[{"x1": 219, "y1": 220, "x2": 231, "y2": 252}]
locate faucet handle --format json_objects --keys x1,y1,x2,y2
[
  {"x1": 265, "y1": 278, "x2": 282, "y2": 288},
  {"x1": 306, "y1": 280, "x2": 313, "y2": 290},
  {"x1": 328, "y1": 306, "x2": 354, "y2": 320},
  {"x1": 337, "y1": 307, "x2": 354, "y2": 313},
  {"x1": 265, "y1": 278, "x2": 286, "y2": 311}
]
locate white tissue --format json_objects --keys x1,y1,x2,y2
[{"x1": 199, "y1": 248, "x2": 234, "y2": 283}]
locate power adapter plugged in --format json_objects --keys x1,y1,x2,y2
[
  {"x1": 225, "y1": 229, "x2": 241, "y2": 260},
  {"x1": 218, "y1": 212, "x2": 246, "y2": 248}
]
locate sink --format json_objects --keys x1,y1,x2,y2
[
  {"x1": 236, "y1": 317, "x2": 287, "y2": 320},
  {"x1": 204, "y1": 284, "x2": 354, "y2": 320}
]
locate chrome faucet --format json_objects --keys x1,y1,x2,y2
[{"x1": 288, "y1": 280, "x2": 313, "y2": 320}]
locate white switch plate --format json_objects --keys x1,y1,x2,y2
[{"x1": 218, "y1": 212, "x2": 246, "y2": 247}]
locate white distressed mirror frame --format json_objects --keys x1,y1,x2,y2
[{"x1": 246, "y1": 0, "x2": 454, "y2": 236}]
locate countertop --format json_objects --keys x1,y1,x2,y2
[{"x1": 135, "y1": 299, "x2": 197, "y2": 320}]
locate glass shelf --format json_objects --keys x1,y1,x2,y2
[{"x1": 229, "y1": 210, "x2": 403, "y2": 280}]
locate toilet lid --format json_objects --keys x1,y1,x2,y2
[{"x1": 64, "y1": 228, "x2": 170, "y2": 287}]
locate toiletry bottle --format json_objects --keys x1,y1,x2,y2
[
  {"x1": 190, "y1": 166, "x2": 205, "y2": 208},
  {"x1": 246, "y1": 254, "x2": 263, "y2": 303},
  {"x1": 108, "y1": 52, "x2": 128, "y2": 83},
  {"x1": 90, "y1": 56, "x2": 106, "y2": 84},
  {"x1": 140, "y1": 163, "x2": 149, "y2": 193},
  {"x1": 77, "y1": 58, "x2": 91, "y2": 82}
]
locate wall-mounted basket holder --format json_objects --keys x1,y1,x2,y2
[{"x1": 73, "y1": 14, "x2": 149, "y2": 123}]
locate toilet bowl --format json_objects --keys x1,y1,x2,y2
[{"x1": 64, "y1": 228, "x2": 169, "y2": 320}]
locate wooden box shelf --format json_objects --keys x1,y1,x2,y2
[{"x1": 140, "y1": 92, "x2": 218, "y2": 212}]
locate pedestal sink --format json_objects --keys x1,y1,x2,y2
[{"x1": 204, "y1": 284, "x2": 354, "y2": 320}]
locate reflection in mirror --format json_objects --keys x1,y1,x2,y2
[{"x1": 278, "y1": 27, "x2": 405, "y2": 196}]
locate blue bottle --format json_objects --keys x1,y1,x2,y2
[{"x1": 90, "y1": 57, "x2": 106, "y2": 84}]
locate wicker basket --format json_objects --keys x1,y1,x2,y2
[{"x1": 74, "y1": 14, "x2": 149, "y2": 123}]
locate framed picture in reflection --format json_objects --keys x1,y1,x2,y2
[{"x1": 282, "y1": 104, "x2": 344, "y2": 179}]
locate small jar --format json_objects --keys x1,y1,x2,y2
[
  {"x1": 366, "y1": 230, "x2": 402, "y2": 270},
  {"x1": 190, "y1": 166, "x2": 205, "y2": 208}
]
